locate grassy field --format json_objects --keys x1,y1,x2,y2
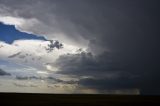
[{"x1": 0, "y1": 93, "x2": 160, "y2": 106}]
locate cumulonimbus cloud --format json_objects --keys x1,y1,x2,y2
[{"x1": 0, "y1": 0, "x2": 159, "y2": 95}]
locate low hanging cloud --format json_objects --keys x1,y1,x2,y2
[
  {"x1": 15, "y1": 75, "x2": 78, "y2": 85},
  {"x1": 53, "y1": 50, "x2": 160, "y2": 94},
  {"x1": 54, "y1": 52, "x2": 128, "y2": 77},
  {"x1": 0, "y1": 68, "x2": 11, "y2": 76},
  {"x1": 52, "y1": 51, "x2": 139, "y2": 92}
]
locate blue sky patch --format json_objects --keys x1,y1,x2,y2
[{"x1": 0, "y1": 22, "x2": 47, "y2": 44}]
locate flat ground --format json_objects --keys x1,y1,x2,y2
[{"x1": 0, "y1": 93, "x2": 160, "y2": 106}]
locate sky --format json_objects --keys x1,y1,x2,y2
[
  {"x1": 0, "y1": 0, "x2": 159, "y2": 95},
  {"x1": 0, "y1": 23, "x2": 46, "y2": 44}
]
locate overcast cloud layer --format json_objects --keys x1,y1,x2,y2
[{"x1": 0, "y1": 0, "x2": 159, "y2": 94}]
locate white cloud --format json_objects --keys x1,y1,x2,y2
[
  {"x1": 0, "y1": 39, "x2": 84, "y2": 71},
  {"x1": 0, "y1": 16, "x2": 25, "y2": 26}
]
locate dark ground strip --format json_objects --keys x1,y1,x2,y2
[{"x1": 0, "y1": 93, "x2": 160, "y2": 106}]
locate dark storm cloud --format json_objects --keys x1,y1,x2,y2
[
  {"x1": 0, "y1": 0, "x2": 160, "y2": 94},
  {"x1": 54, "y1": 52, "x2": 140, "y2": 92},
  {"x1": 52, "y1": 0, "x2": 160, "y2": 95},
  {"x1": 55, "y1": 52, "x2": 127, "y2": 77},
  {"x1": 0, "y1": 69, "x2": 11, "y2": 76}
]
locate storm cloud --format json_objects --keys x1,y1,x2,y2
[{"x1": 0, "y1": 0, "x2": 159, "y2": 94}]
